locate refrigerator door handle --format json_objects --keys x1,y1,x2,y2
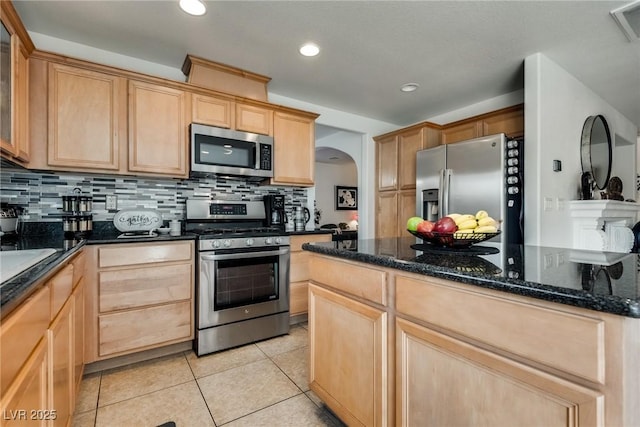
[{"x1": 441, "y1": 168, "x2": 451, "y2": 217}]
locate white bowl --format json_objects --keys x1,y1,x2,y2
[{"x1": 156, "y1": 227, "x2": 171, "y2": 235}]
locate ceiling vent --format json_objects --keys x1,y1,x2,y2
[{"x1": 611, "y1": 1, "x2": 640, "y2": 42}]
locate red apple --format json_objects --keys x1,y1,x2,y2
[
  {"x1": 433, "y1": 217, "x2": 457, "y2": 233},
  {"x1": 416, "y1": 220, "x2": 434, "y2": 234}
]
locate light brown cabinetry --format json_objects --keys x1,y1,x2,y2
[
  {"x1": 0, "y1": 0, "x2": 33, "y2": 165},
  {"x1": 128, "y1": 80, "x2": 189, "y2": 177},
  {"x1": 85, "y1": 241, "x2": 195, "y2": 362},
  {"x1": 0, "y1": 249, "x2": 85, "y2": 427},
  {"x1": 270, "y1": 111, "x2": 317, "y2": 186},
  {"x1": 307, "y1": 251, "x2": 637, "y2": 426},
  {"x1": 191, "y1": 92, "x2": 234, "y2": 129},
  {"x1": 289, "y1": 233, "x2": 332, "y2": 316},
  {"x1": 309, "y1": 284, "x2": 388, "y2": 427},
  {"x1": 235, "y1": 102, "x2": 273, "y2": 136},
  {"x1": 308, "y1": 255, "x2": 389, "y2": 426},
  {"x1": 375, "y1": 125, "x2": 439, "y2": 238},
  {"x1": 396, "y1": 318, "x2": 603, "y2": 427},
  {"x1": 47, "y1": 63, "x2": 125, "y2": 171},
  {"x1": 48, "y1": 297, "x2": 74, "y2": 427},
  {"x1": 441, "y1": 104, "x2": 524, "y2": 144}
]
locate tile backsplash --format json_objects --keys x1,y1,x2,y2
[{"x1": 0, "y1": 169, "x2": 307, "y2": 222}]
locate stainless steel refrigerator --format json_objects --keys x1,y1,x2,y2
[{"x1": 416, "y1": 133, "x2": 524, "y2": 244}]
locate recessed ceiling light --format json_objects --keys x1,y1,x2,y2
[
  {"x1": 400, "y1": 83, "x2": 420, "y2": 93},
  {"x1": 179, "y1": 0, "x2": 206, "y2": 16},
  {"x1": 299, "y1": 43, "x2": 320, "y2": 57}
]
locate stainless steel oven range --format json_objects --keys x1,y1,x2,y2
[{"x1": 186, "y1": 198, "x2": 290, "y2": 356}]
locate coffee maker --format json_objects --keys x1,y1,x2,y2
[{"x1": 263, "y1": 195, "x2": 287, "y2": 231}]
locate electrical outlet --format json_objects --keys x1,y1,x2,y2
[
  {"x1": 544, "y1": 253, "x2": 554, "y2": 269},
  {"x1": 105, "y1": 195, "x2": 118, "y2": 210},
  {"x1": 543, "y1": 197, "x2": 553, "y2": 212}
]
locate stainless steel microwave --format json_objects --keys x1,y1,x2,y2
[{"x1": 190, "y1": 123, "x2": 274, "y2": 180}]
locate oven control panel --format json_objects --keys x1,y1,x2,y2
[{"x1": 199, "y1": 236, "x2": 290, "y2": 251}]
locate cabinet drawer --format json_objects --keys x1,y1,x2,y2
[
  {"x1": 290, "y1": 234, "x2": 332, "y2": 252},
  {"x1": 395, "y1": 275, "x2": 605, "y2": 384},
  {"x1": 98, "y1": 301, "x2": 192, "y2": 357},
  {"x1": 290, "y1": 281, "x2": 308, "y2": 316},
  {"x1": 98, "y1": 241, "x2": 192, "y2": 268},
  {"x1": 72, "y1": 250, "x2": 86, "y2": 287},
  {"x1": 0, "y1": 285, "x2": 50, "y2": 396},
  {"x1": 99, "y1": 263, "x2": 192, "y2": 311},
  {"x1": 309, "y1": 255, "x2": 387, "y2": 306},
  {"x1": 50, "y1": 263, "x2": 74, "y2": 320},
  {"x1": 290, "y1": 251, "x2": 309, "y2": 283}
]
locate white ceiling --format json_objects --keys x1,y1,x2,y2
[{"x1": 12, "y1": 0, "x2": 640, "y2": 128}]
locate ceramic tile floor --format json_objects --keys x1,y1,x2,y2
[{"x1": 72, "y1": 323, "x2": 346, "y2": 427}]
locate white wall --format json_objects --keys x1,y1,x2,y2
[
  {"x1": 524, "y1": 53, "x2": 638, "y2": 248},
  {"x1": 315, "y1": 161, "x2": 358, "y2": 228}
]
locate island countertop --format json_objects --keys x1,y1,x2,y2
[{"x1": 302, "y1": 237, "x2": 640, "y2": 318}]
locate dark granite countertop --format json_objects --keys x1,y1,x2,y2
[
  {"x1": 302, "y1": 237, "x2": 640, "y2": 318},
  {"x1": 0, "y1": 222, "x2": 196, "y2": 318},
  {"x1": 286, "y1": 229, "x2": 334, "y2": 236}
]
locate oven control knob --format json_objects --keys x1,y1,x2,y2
[
  {"x1": 246, "y1": 238, "x2": 254, "y2": 246},
  {"x1": 223, "y1": 239, "x2": 231, "y2": 247},
  {"x1": 274, "y1": 237, "x2": 282, "y2": 244},
  {"x1": 212, "y1": 240, "x2": 221, "y2": 249},
  {"x1": 265, "y1": 237, "x2": 273, "y2": 245}
]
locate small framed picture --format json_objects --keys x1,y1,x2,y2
[{"x1": 335, "y1": 186, "x2": 358, "y2": 210}]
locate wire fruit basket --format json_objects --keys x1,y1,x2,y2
[{"x1": 408, "y1": 229, "x2": 501, "y2": 248}]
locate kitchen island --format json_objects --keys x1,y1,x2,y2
[{"x1": 302, "y1": 237, "x2": 640, "y2": 426}]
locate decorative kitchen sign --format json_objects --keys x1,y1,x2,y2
[
  {"x1": 113, "y1": 208, "x2": 162, "y2": 232},
  {"x1": 336, "y1": 186, "x2": 357, "y2": 210}
]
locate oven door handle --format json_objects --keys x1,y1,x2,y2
[{"x1": 200, "y1": 248, "x2": 289, "y2": 261}]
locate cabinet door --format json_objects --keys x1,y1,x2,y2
[
  {"x1": 271, "y1": 111, "x2": 315, "y2": 186},
  {"x1": 0, "y1": 9, "x2": 30, "y2": 162},
  {"x1": 128, "y1": 80, "x2": 188, "y2": 177},
  {"x1": 235, "y1": 102, "x2": 272, "y2": 135},
  {"x1": 48, "y1": 298, "x2": 74, "y2": 427},
  {"x1": 48, "y1": 63, "x2": 124, "y2": 170},
  {"x1": 376, "y1": 192, "x2": 398, "y2": 239},
  {"x1": 482, "y1": 106, "x2": 524, "y2": 138},
  {"x1": 0, "y1": 339, "x2": 48, "y2": 427},
  {"x1": 376, "y1": 135, "x2": 398, "y2": 191},
  {"x1": 396, "y1": 318, "x2": 604, "y2": 427},
  {"x1": 441, "y1": 120, "x2": 480, "y2": 144},
  {"x1": 309, "y1": 284, "x2": 388, "y2": 427},
  {"x1": 192, "y1": 93, "x2": 233, "y2": 129},
  {"x1": 397, "y1": 128, "x2": 423, "y2": 190},
  {"x1": 72, "y1": 281, "x2": 84, "y2": 394},
  {"x1": 398, "y1": 191, "x2": 416, "y2": 238}
]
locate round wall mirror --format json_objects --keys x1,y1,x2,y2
[{"x1": 581, "y1": 115, "x2": 612, "y2": 190}]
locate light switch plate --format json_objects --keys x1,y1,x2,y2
[{"x1": 106, "y1": 195, "x2": 118, "y2": 210}]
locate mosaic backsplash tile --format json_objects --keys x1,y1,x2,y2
[{"x1": 0, "y1": 169, "x2": 308, "y2": 222}]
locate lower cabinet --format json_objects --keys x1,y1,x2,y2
[
  {"x1": 48, "y1": 298, "x2": 74, "y2": 427},
  {"x1": 289, "y1": 233, "x2": 332, "y2": 316},
  {"x1": 307, "y1": 252, "x2": 632, "y2": 427},
  {"x1": 396, "y1": 318, "x2": 603, "y2": 427},
  {"x1": 85, "y1": 240, "x2": 195, "y2": 362},
  {"x1": 308, "y1": 284, "x2": 388, "y2": 427},
  {"x1": 0, "y1": 249, "x2": 85, "y2": 427},
  {"x1": 0, "y1": 339, "x2": 49, "y2": 427}
]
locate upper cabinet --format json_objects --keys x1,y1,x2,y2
[
  {"x1": 442, "y1": 104, "x2": 524, "y2": 144},
  {"x1": 375, "y1": 124, "x2": 440, "y2": 238},
  {"x1": 236, "y1": 102, "x2": 273, "y2": 136},
  {"x1": 128, "y1": 80, "x2": 189, "y2": 177},
  {"x1": 191, "y1": 92, "x2": 234, "y2": 129},
  {"x1": 0, "y1": 0, "x2": 34, "y2": 164},
  {"x1": 269, "y1": 110, "x2": 318, "y2": 187},
  {"x1": 47, "y1": 63, "x2": 125, "y2": 171}
]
